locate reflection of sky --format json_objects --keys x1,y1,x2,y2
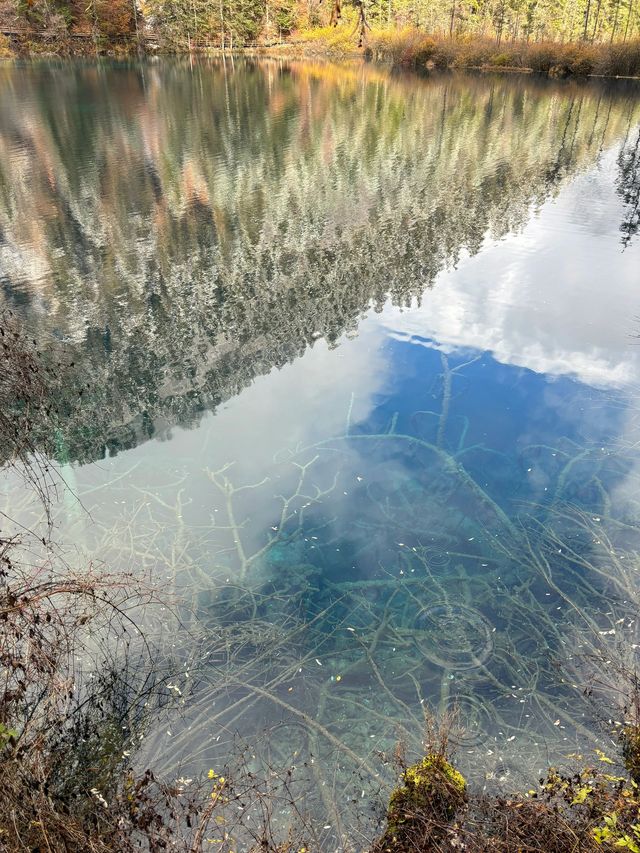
[
  {"x1": 378, "y1": 147, "x2": 640, "y2": 390},
  {"x1": 150, "y1": 140, "x2": 640, "y2": 515},
  {"x1": 44, "y1": 136, "x2": 636, "y2": 637},
  {"x1": 65, "y1": 139, "x2": 640, "y2": 535}
]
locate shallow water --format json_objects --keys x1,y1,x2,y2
[{"x1": 2, "y1": 58, "x2": 640, "y2": 847}]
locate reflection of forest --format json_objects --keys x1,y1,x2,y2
[{"x1": 1, "y1": 60, "x2": 639, "y2": 462}]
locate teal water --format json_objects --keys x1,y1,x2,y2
[{"x1": 2, "y1": 58, "x2": 640, "y2": 847}]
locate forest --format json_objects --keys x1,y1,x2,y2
[{"x1": 0, "y1": 0, "x2": 639, "y2": 54}]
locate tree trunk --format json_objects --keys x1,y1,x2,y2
[
  {"x1": 611, "y1": 0, "x2": 620, "y2": 41},
  {"x1": 591, "y1": 0, "x2": 602, "y2": 40},
  {"x1": 132, "y1": 0, "x2": 140, "y2": 45},
  {"x1": 623, "y1": 0, "x2": 634, "y2": 40},
  {"x1": 582, "y1": 0, "x2": 592, "y2": 40}
]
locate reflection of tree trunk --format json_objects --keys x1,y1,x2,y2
[
  {"x1": 567, "y1": 97, "x2": 584, "y2": 161},
  {"x1": 617, "y1": 129, "x2": 640, "y2": 248},
  {"x1": 598, "y1": 99, "x2": 613, "y2": 152},
  {"x1": 547, "y1": 97, "x2": 575, "y2": 184},
  {"x1": 587, "y1": 95, "x2": 602, "y2": 146},
  {"x1": 436, "y1": 84, "x2": 448, "y2": 157}
]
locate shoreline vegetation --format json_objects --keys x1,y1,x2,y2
[
  {"x1": 3, "y1": 29, "x2": 640, "y2": 81},
  {"x1": 364, "y1": 28, "x2": 640, "y2": 76},
  {"x1": 2, "y1": 0, "x2": 640, "y2": 78}
]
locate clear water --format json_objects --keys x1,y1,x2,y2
[{"x1": 2, "y1": 58, "x2": 640, "y2": 847}]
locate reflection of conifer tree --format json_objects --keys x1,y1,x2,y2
[
  {"x1": 617, "y1": 127, "x2": 640, "y2": 247},
  {"x1": 0, "y1": 63, "x2": 638, "y2": 462}
]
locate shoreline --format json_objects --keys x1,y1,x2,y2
[{"x1": 3, "y1": 39, "x2": 640, "y2": 82}]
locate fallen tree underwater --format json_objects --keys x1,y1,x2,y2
[{"x1": 2, "y1": 315, "x2": 640, "y2": 852}]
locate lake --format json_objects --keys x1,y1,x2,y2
[{"x1": 1, "y1": 57, "x2": 640, "y2": 848}]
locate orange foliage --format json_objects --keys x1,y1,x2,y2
[{"x1": 96, "y1": 0, "x2": 136, "y2": 41}]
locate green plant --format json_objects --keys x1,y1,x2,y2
[
  {"x1": 490, "y1": 51, "x2": 514, "y2": 66},
  {"x1": 594, "y1": 813, "x2": 640, "y2": 850}
]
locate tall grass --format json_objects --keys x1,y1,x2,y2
[{"x1": 365, "y1": 28, "x2": 640, "y2": 77}]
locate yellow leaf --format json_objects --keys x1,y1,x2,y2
[
  {"x1": 595, "y1": 749, "x2": 615, "y2": 765},
  {"x1": 571, "y1": 787, "x2": 591, "y2": 805}
]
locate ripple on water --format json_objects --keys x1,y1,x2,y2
[
  {"x1": 442, "y1": 692, "x2": 497, "y2": 749},
  {"x1": 414, "y1": 602, "x2": 494, "y2": 671}
]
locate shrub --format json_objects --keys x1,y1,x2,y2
[
  {"x1": 404, "y1": 34, "x2": 436, "y2": 66},
  {"x1": 597, "y1": 38, "x2": 640, "y2": 76},
  {"x1": 569, "y1": 54, "x2": 595, "y2": 75},
  {"x1": 454, "y1": 39, "x2": 494, "y2": 66},
  {"x1": 297, "y1": 22, "x2": 360, "y2": 54},
  {"x1": 490, "y1": 51, "x2": 515, "y2": 66},
  {"x1": 521, "y1": 41, "x2": 557, "y2": 73},
  {"x1": 0, "y1": 34, "x2": 13, "y2": 58},
  {"x1": 365, "y1": 30, "x2": 640, "y2": 78},
  {"x1": 564, "y1": 44, "x2": 597, "y2": 75},
  {"x1": 432, "y1": 40, "x2": 456, "y2": 68}
]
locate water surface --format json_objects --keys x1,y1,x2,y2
[{"x1": 2, "y1": 58, "x2": 640, "y2": 847}]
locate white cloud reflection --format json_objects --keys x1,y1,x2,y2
[{"x1": 379, "y1": 151, "x2": 640, "y2": 391}]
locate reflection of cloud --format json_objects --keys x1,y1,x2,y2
[
  {"x1": 379, "y1": 151, "x2": 640, "y2": 390},
  {"x1": 83, "y1": 324, "x2": 390, "y2": 502},
  {"x1": 191, "y1": 325, "x2": 389, "y2": 470}
]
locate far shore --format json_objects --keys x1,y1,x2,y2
[{"x1": 3, "y1": 30, "x2": 640, "y2": 82}]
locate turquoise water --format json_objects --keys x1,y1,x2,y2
[{"x1": 2, "y1": 58, "x2": 640, "y2": 846}]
